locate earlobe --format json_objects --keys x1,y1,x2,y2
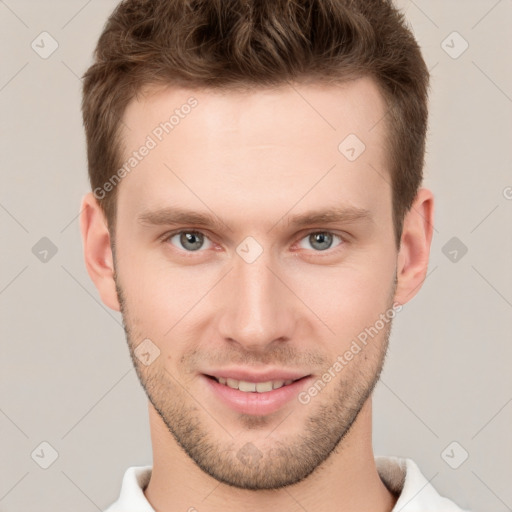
[
  {"x1": 394, "y1": 188, "x2": 435, "y2": 305},
  {"x1": 80, "y1": 193, "x2": 121, "y2": 311}
]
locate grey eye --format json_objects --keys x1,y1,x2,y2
[
  {"x1": 169, "y1": 231, "x2": 212, "y2": 251},
  {"x1": 298, "y1": 232, "x2": 342, "y2": 251}
]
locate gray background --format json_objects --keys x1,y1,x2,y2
[{"x1": 1, "y1": 1, "x2": 511, "y2": 511}]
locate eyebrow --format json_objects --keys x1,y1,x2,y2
[
  {"x1": 283, "y1": 206, "x2": 372, "y2": 229},
  {"x1": 137, "y1": 205, "x2": 372, "y2": 232}
]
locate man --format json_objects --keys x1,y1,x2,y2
[{"x1": 80, "y1": 0, "x2": 470, "y2": 510}]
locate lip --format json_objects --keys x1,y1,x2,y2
[{"x1": 202, "y1": 373, "x2": 313, "y2": 416}]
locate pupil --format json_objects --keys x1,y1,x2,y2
[
  {"x1": 311, "y1": 232, "x2": 332, "y2": 251},
  {"x1": 181, "y1": 232, "x2": 202, "y2": 251}
]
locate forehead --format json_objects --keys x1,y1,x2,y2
[
  {"x1": 123, "y1": 77, "x2": 388, "y2": 148},
  {"x1": 116, "y1": 78, "x2": 391, "y2": 228}
]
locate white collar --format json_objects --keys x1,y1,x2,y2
[{"x1": 104, "y1": 456, "x2": 470, "y2": 511}]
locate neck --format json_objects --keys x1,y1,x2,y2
[{"x1": 143, "y1": 398, "x2": 397, "y2": 512}]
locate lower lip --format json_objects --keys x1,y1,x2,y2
[{"x1": 202, "y1": 375, "x2": 312, "y2": 416}]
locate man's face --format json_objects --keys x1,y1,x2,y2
[{"x1": 113, "y1": 78, "x2": 399, "y2": 489}]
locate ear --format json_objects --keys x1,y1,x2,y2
[
  {"x1": 394, "y1": 188, "x2": 434, "y2": 305},
  {"x1": 80, "y1": 193, "x2": 120, "y2": 311}
]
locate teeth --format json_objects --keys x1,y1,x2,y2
[
  {"x1": 272, "y1": 380, "x2": 284, "y2": 389},
  {"x1": 226, "y1": 378, "x2": 239, "y2": 389},
  {"x1": 215, "y1": 377, "x2": 296, "y2": 392},
  {"x1": 256, "y1": 381, "x2": 273, "y2": 392},
  {"x1": 239, "y1": 381, "x2": 257, "y2": 392}
]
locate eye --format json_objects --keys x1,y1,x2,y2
[
  {"x1": 167, "y1": 230, "x2": 213, "y2": 252},
  {"x1": 297, "y1": 231, "x2": 344, "y2": 252},
  {"x1": 163, "y1": 229, "x2": 344, "y2": 254}
]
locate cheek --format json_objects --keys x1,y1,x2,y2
[
  {"x1": 117, "y1": 249, "x2": 220, "y2": 340},
  {"x1": 288, "y1": 258, "x2": 396, "y2": 343}
]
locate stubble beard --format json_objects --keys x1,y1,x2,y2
[{"x1": 114, "y1": 274, "x2": 394, "y2": 490}]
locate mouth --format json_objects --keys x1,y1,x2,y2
[
  {"x1": 202, "y1": 372, "x2": 313, "y2": 415},
  {"x1": 203, "y1": 374, "x2": 309, "y2": 393}
]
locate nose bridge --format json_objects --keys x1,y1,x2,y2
[{"x1": 218, "y1": 246, "x2": 294, "y2": 348}]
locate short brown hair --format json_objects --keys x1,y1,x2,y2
[{"x1": 82, "y1": 0, "x2": 429, "y2": 246}]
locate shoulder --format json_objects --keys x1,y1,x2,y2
[
  {"x1": 376, "y1": 456, "x2": 471, "y2": 511},
  {"x1": 103, "y1": 466, "x2": 154, "y2": 512}
]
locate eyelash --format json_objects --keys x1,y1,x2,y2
[{"x1": 161, "y1": 229, "x2": 346, "y2": 257}]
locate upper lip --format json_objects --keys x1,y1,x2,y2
[{"x1": 203, "y1": 368, "x2": 311, "y2": 383}]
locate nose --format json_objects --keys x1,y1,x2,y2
[{"x1": 217, "y1": 247, "x2": 297, "y2": 351}]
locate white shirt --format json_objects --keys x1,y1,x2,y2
[{"x1": 104, "y1": 456, "x2": 470, "y2": 511}]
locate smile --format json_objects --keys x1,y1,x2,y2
[{"x1": 208, "y1": 375, "x2": 300, "y2": 393}]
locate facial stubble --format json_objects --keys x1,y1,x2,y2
[{"x1": 114, "y1": 269, "x2": 395, "y2": 490}]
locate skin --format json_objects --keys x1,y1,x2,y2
[{"x1": 81, "y1": 77, "x2": 434, "y2": 512}]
